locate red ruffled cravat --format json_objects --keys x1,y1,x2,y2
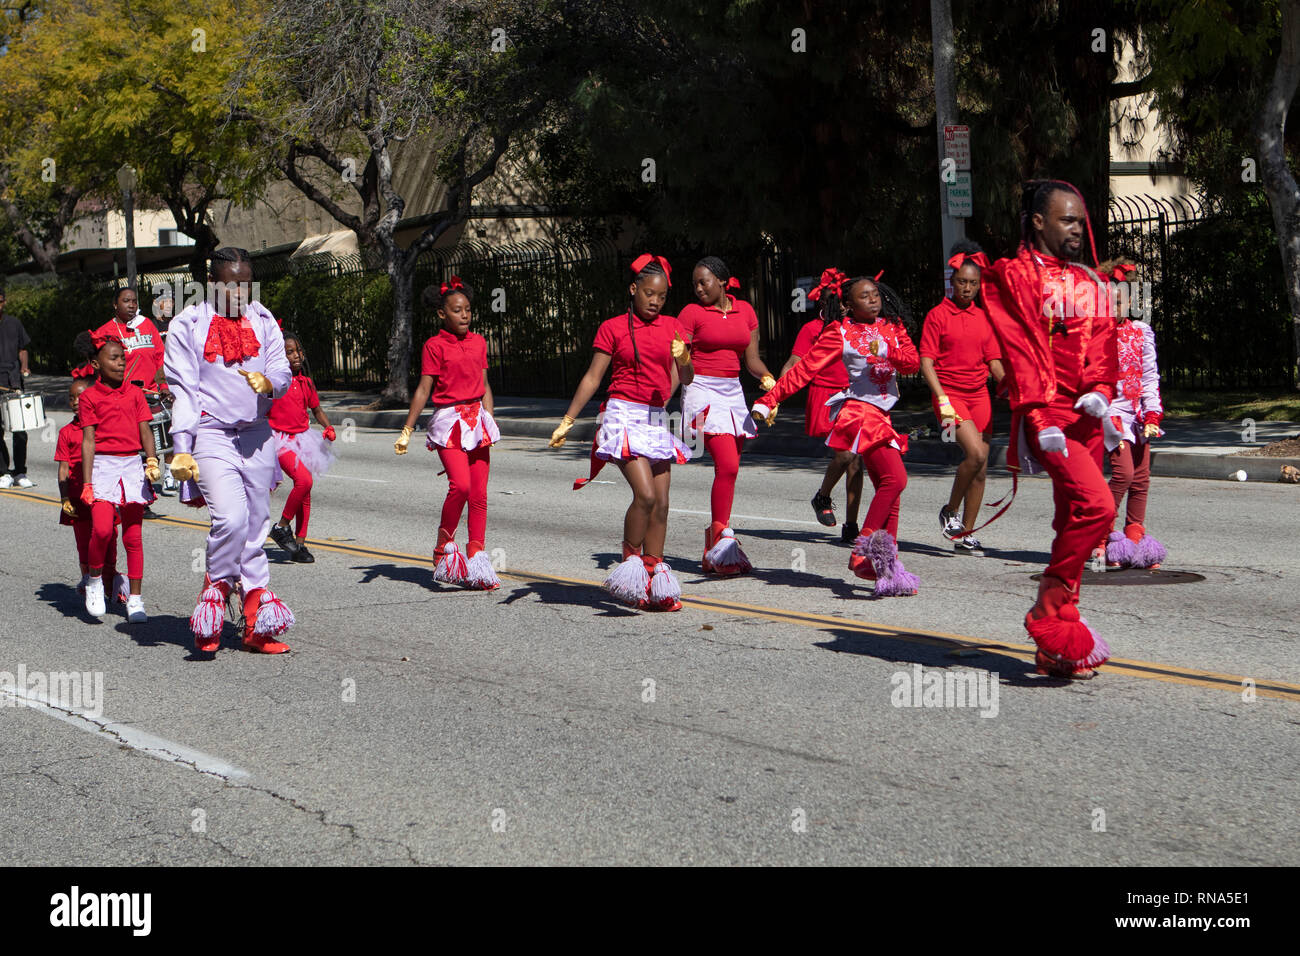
[{"x1": 203, "y1": 315, "x2": 261, "y2": 364}]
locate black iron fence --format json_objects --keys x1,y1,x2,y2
[{"x1": 8, "y1": 200, "x2": 1296, "y2": 393}]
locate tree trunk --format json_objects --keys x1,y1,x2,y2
[
  {"x1": 379, "y1": 246, "x2": 416, "y2": 407},
  {"x1": 1256, "y1": 0, "x2": 1300, "y2": 388}
]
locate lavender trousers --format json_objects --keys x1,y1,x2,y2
[{"x1": 192, "y1": 419, "x2": 278, "y2": 591}]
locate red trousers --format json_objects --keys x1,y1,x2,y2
[
  {"x1": 73, "y1": 518, "x2": 117, "y2": 576},
  {"x1": 861, "y1": 443, "x2": 907, "y2": 539},
  {"x1": 437, "y1": 445, "x2": 490, "y2": 555},
  {"x1": 1108, "y1": 440, "x2": 1150, "y2": 529},
  {"x1": 704, "y1": 433, "x2": 744, "y2": 527},
  {"x1": 277, "y1": 449, "x2": 313, "y2": 537},
  {"x1": 1025, "y1": 403, "x2": 1116, "y2": 590},
  {"x1": 89, "y1": 501, "x2": 144, "y2": 580}
]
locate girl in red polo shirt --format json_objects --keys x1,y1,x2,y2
[
  {"x1": 395, "y1": 277, "x2": 501, "y2": 590},
  {"x1": 781, "y1": 291, "x2": 863, "y2": 543},
  {"x1": 920, "y1": 245, "x2": 1005, "y2": 552},
  {"x1": 56, "y1": 367, "x2": 123, "y2": 603},
  {"x1": 268, "y1": 332, "x2": 336, "y2": 563},
  {"x1": 549, "y1": 254, "x2": 693, "y2": 610},
  {"x1": 753, "y1": 270, "x2": 921, "y2": 596},
  {"x1": 675, "y1": 256, "x2": 778, "y2": 575},
  {"x1": 78, "y1": 332, "x2": 160, "y2": 621}
]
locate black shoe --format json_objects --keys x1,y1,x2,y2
[
  {"x1": 841, "y1": 522, "x2": 859, "y2": 544},
  {"x1": 291, "y1": 545, "x2": 315, "y2": 563},
  {"x1": 811, "y1": 492, "x2": 836, "y2": 527},
  {"x1": 142, "y1": 506, "x2": 161, "y2": 520},
  {"x1": 953, "y1": 535, "x2": 983, "y2": 553},
  {"x1": 939, "y1": 505, "x2": 963, "y2": 540},
  {"x1": 269, "y1": 524, "x2": 300, "y2": 555}
]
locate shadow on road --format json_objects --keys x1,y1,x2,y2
[{"x1": 813, "y1": 627, "x2": 1056, "y2": 688}]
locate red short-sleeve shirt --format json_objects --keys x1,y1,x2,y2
[
  {"x1": 268, "y1": 374, "x2": 320, "y2": 434},
  {"x1": 78, "y1": 379, "x2": 150, "y2": 454},
  {"x1": 676, "y1": 298, "x2": 758, "y2": 378},
  {"x1": 55, "y1": 420, "x2": 84, "y2": 465},
  {"x1": 421, "y1": 329, "x2": 488, "y2": 405},
  {"x1": 919, "y1": 298, "x2": 1001, "y2": 392},
  {"x1": 593, "y1": 311, "x2": 677, "y2": 407},
  {"x1": 792, "y1": 319, "x2": 850, "y2": 388}
]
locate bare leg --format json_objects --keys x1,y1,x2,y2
[
  {"x1": 844, "y1": 454, "x2": 864, "y2": 527},
  {"x1": 617, "y1": 457, "x2": 656, "y2": 551},
  {"x1": 946, "y1": 420, "x2": 988, "y2": 519},
  {"x1": 644, "y1": 461, "x2": 672, "y2": 558},
  {"x1": 962, "y1": 433, "x2": 991, "y2": 533},
  {"x1": 818, "y1": 450, "x2": 854, "y2": 499}
]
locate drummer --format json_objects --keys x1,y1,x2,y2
[
  {"x1": 94, "y1": 287, "x2": 173, "y2": 501},
  {"x1": 0, "y1": 289, "x2": 34, "y2": 489}
]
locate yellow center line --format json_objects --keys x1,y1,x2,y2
[{"x1": 6, "y1": 488, "x2": 1297, "y2": 701}]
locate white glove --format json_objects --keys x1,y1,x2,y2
[
  {"x1": 1073, "y1": 390, "x2": 1108, "y2": 418},
  {"x1": 1037, "y1": 426, "x2": 1069, "y2": 457}
]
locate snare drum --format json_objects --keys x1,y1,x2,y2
[
  {"x1": 148, "y1": 406, "x2": 173, "y2": 453},
  {"x1": 0, "y1": 392, "x2": 46, "y2": 432}
]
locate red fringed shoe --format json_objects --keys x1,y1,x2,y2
[
  {"x1": 701, "y1": 521, "x2": 752, "y2": 576},
  {"x1": 1024, "y1": 574, "x2": 1110, "y2": 679},
  {"x1": 241, "y1": 587, "x2": 293, "y2": 654},
  {"x1": 190, "y1": 576, "x2": 232, "y2": 652},
  {"x1": 639, "y1": 554, "x2": 683, "y2": 611}
]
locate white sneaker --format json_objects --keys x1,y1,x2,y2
[
  {"x1": 0, "y1": 474, "x2": 12, "y2": 489},
  {"x1": 85, "y1": 577, "x2": 106, "y2": 617},
  {"x1": 160, "y1": 471, "x2": 177, "y2": 495},
  {"x1": 14, "y1": 474, "x2": 34, "y2": 488},
  {"x1": 126, "y1": 594, "x2": 147, "y2": 623}
]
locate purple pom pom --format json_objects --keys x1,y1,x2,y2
[
  {"x1": 1131, "y1": 534, "x2": 1167, "y2": 568},
  {"x1": 1105, "y1": 530, "x2": 1136, "y2": 567}
]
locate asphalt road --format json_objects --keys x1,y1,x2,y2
[{"x1": 2, "y1": 413, "x2": 1297, "y2": 865}]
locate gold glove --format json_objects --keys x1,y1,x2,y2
[
  {"x1": 144, "y1": 456, "x2": 161, "y2": 482},
  {"x1": 759, "y1": 374, "x2": 776, "y2": 393},
  {"x1": 937, "y1": 395, "x2": 960, "y2": 423},
  {"x1": 61, "y1": 497, "x2": 76, "y2": 517},
  {"x1": 238, "y1": 369, "x2": 272, "y2": 394},
  {"x1": 549, "y1": 415, "x2": 575, "y2": 448},
  {"x1": 170, "y1": 453, "x2": 200, "y2": 482},
  {"x1": 1143, "y1": 422, "x2": 1160, "y2": 439},
  {"x1": 671, "y1": 333, "x2": 690, "y2": 367},
  {"x1": 764, "y1": 403, "x2": 779, "y2": 426},
  {"x1": 395, "y1": 425, "x2": 414, "y2": 456}
]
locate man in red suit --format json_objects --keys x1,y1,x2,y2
[{"x1": 981, "y1": 180, "x2": 1119, "y2": 679}]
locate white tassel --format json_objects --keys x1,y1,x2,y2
[
  {"x1": 112, "y1": 573, "x2": 129, "y2": 604},
  {"x1": 704, "y1": 528, "x2": 752, "y2": 574},
  {"x1": 465, "y1": 551, "x2": 500, "y2": 590},
  {"x1": 433, "y1": 542, "x2": 470, "y2": 584},
  {"x1": 648, "y1": 562, "x2": 682, "y2": 603},
  {"x1": 603, "y1": 554, "x2": 649, "y2": 605},
  {"x1": 254, "y1": 589, "x2": 295, "y2": 636},
  {"x1": 189, "y1": 584, "x2": 226, "y2": 640}
]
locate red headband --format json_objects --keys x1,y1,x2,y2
[
  {"x1": 440, "y1": 275, "x2": 466, "y2": 297},
  {"x1": 91, "y1": 330, "x2": 122, "y2": 351},
  {"x1": 725, "y1": 276, "x2": 740, "y2": 291},
  {"x1": 1106, "y1": 263, "x2": 1137, "y2": 283},
  {"x1": 947, "y1": 251, "x2": 991, "y2": 271},
  {"x1": 807, "y1": 267, "x2": 848, "y2": 303},
  {"x1": 630, "y1": 253, "x2": 672, "y2": 286}
]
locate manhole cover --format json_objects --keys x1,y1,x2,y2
[{"x1": 1030, "y1": 569, "x2": 1206, "y2": 586}]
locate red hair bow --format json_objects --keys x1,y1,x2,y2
[
  {"x1": 440, "y1": 275, "x2": 466, "y2": 296},
  {"x1": 947, "y1": 251, "x2": 991, "y2": 271},
  {"x1": 725, "y1": 276, "x2": 740, "y2": 291},
  {"x1": 90, "y1": 329, "x2": 122, "y2": 351},
  {"x1": 71, "y1": 362, "x2": 96, "y2": 380},
  {"x1": 630, "y1": 253, "x2": 672, "y2": 286},
  {"x1": 807, "y1": 268, "x2": 848, "y2": 303},
  {"x1": 1107, "y1": 263, "x2": 1137, "y2": 283}
]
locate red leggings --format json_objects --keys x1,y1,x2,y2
[
  {"x1": 277, "y1": 449, "x2": 313, "y2": 537},
  {"x1": 437, "y1": 445, "x2": 490, "y2": 555},
  {"x1": 1108, "y1": 440, "x2": 1150, "y2": 529},
  {"x1": 73, "y1": 518, "x2": 117, "y2": 575},
  {"x1": 1026, "y1": 406, "x2": 1116, "y2": 590},
  {"x1": 89, "y1": 501, "x2": 143, "y2": 580},
  {"x1": 861, "y1": 444, "x2": 907, "y2": 539},
  {"x1": 704, "y1": 433, "x2": 744, "y2": 527}
]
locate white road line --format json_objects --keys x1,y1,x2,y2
[
  {"x1": 317, "y1": 474, "x2": 389, "y2": 484},
  {"x1": 670, "y1": 507, "x2": 822, "y2": 527},
  {"x1": 1, "y1": 684, "x2": 249, "y2": 781}
]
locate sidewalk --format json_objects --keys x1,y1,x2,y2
[{"x1": 18, "y1": 374, "x2": 1300, "y2": 482}]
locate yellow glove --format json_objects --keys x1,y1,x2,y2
[
  {"x1": 1143, "y1": 422, "x2": 1160, "y2": 439},
  {"x1": 61, "y1": 497, "x2": 76, "y2": 517},
  {"x1": 170, "y1": 453, "x2": 199, "y2": 482},
  {"x1": 759, "y1": 374, "x2": 776, "y2": 393},
  {"x1": 395, "y1": 425, "x2": 414, "y2": 456},
  {"x1": 144, "y1": 456, "x2": 161, "y2": 482},
  {"x1": 549, "y1": 415, "x2": 575, "y2": 448},
  {"x1": 238, "y1": 369, "x2": 272, "y2": 394},
  {"x1": 937, "y1": 395, "x2": 961, "y2": 423},
  {"x1": 671, "y1": 333, "x2": 690, "y2": 367},
  {"x1": 763, "y1": 403, "x2": 779, "y2": 426}
]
